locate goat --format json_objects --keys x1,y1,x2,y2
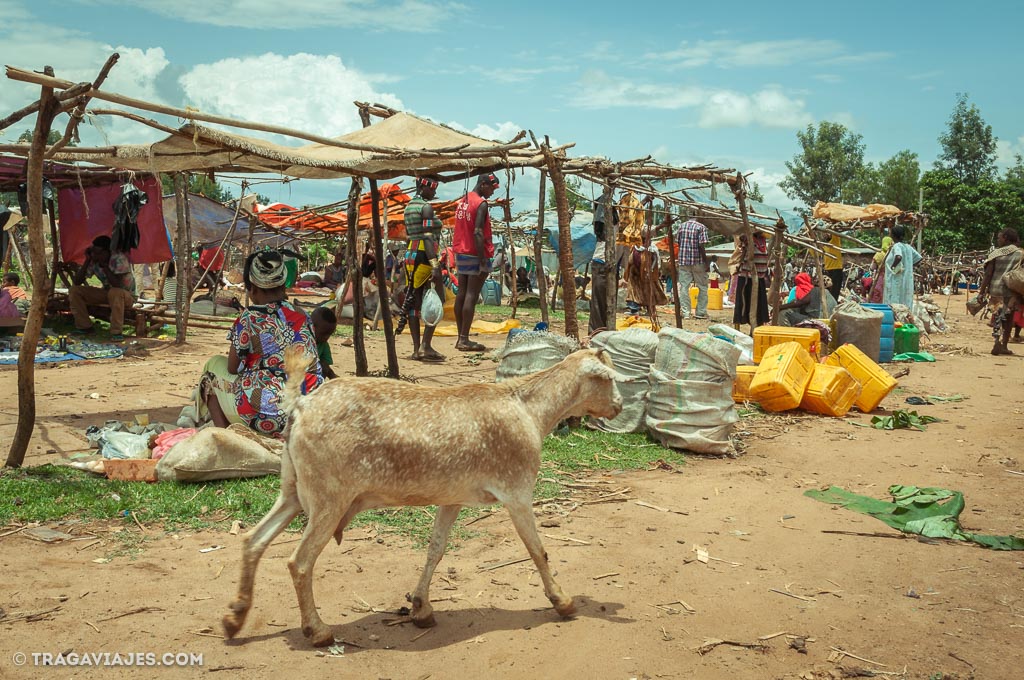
[{"x1": 222, "y1": 346, "x2": 624, "y2": 647}]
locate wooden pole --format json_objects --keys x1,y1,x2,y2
[
  {"x1": 503, "y1": 179, "x2": 518, "y2": 318},
  {"x1": 6, "y1": 67, "x2": 60, "y2": 469},
  {"x1": 603, "y1": 182, "x2": 618, "y2": 330},
  {"x1": 368, "y1": 179, "x2": 399, "y2": 378},
  {"x1": 665, "y1": 203, "x2": 682, "y2": 328},
  {"x1": 45, "y1": 199, "x2": 69, "y2": 289},
  {"x1": 770, "y1": 226, "x2": 784, "y2": 324},
  {"x1": 8, "y1": 226, "x2": 32, "y2": 288},
  {"x1": 172, "y1": 173, "x2": 189, "y2": 344},
  {"x1": 733, "y1": 174, "x2": 760, "y2": 334},
  {"x1": 533, "y1": 171, "x2": 550, "y2": 325},
  {"x1": 371, "y1": 196, "x2": 387, "y2": 332},
  {"x1": 807, "y1": 221, "x2": 832, "y2": 319},
  {"x1": 541, "y1": 142, "x2": 579, "y2": 341},
  {"x1": 359, "y1": 105, "x2": 399, "y2": 378},
  {"x1": 5, "y1": 66, "x2": 532, "y2": 158},
  {"x1": 340, "y1": 178, "x2": 367, "y2": 376}
]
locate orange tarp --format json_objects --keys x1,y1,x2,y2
[{"x1": 256, "y1": 187, "x2": 507, "y2": 241}]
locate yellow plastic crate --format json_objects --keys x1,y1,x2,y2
[
  {"x1": 800, "y1": 363, "x2": 862, "y2": 417},
  {"x1": 824, "y1": 343, "x2": 898, "y2": 413},
  {"x1": 753, "y1": 326, "x2": 821, "y2": 362},
  {"x1": 749, "y1": 341, "x2": 815, "y2": 412},
  {"x1": 732, "y1": 365, "x2": 758, "y2": 403}
]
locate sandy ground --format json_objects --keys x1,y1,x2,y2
[{"x1": 1, "y1": 297, "x2": 1022, "y2": 679}]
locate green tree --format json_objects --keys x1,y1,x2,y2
[
  {"x1": 17, "y1": 129, "x2": 70, "y2": 145},
  {"x1": 547, "y1": 175, "x2": 591, "y2": 212},
  {"x1": 781, "y1": 121, "x2": 867, "y2": 208},
  {"x1": 748, "y1": 182, "x2": 765, "y2": 203},
  {"x1": 920, "y1": 169, "x2": 1024, "y2": 252},
  {"x1": 876, "y1": 150, "x2": 920, "y2": 210},
  {"x1": 159, "y1": 173, "x2": 232, "y2": 202},
  {"x1": 846, "y1": 163, "x2": 882, "y2": 205},
  {"x1": 936, "y1": 93, "x2": 997, "y2": 184}
]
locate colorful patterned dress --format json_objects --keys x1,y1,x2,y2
[{"x1": 229, "y1": 301, "x2": 322, "y2": 435}]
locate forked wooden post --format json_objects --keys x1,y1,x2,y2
[
  {"x1": 6, "y1": 68, "x2": 60, "y2": 468},
  {"x1": 533, "y1": 171, "x2": 549, "y2": 325},
  {"x1": 665, "y1": 202, "x2": 682, "y2": 328},
  {"x1": 341, "y1": 177, "x2": 368, "y2": 376},
  {"x1": 541, "y1": 142, "x2": 578, "y2": 341}
]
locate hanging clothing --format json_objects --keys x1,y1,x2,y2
[
  {"x1": 623, "y1": 245, "x2": 667, "y2": 323},
  {"x1": 615, "y1": 192, "x2": 646, "y2": 247},
  {"x1": 882, "y1": 241, "x2": 922, "y2": 309},
  {"x1": 111, "y1": 183, "x2": 147, "y2": 253}
]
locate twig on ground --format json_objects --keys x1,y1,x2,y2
[{"x1": 97, "y1": 606, "x2": 165, "y2": 623}]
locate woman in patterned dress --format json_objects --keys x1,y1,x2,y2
[{"x1": 198, "y1": 250, "x2": 322, "y2": 435}]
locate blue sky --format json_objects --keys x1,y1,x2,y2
[{"x1": 2, "y1": 0, "x2": 1022, "y2": 211}]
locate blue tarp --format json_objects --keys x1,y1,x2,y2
[
  {"x1": 512, "y1": 209, "x2": 596, "y2": 270},
  {"x1": 651, "y1": 180, "x2": 805, "y2": 235}
]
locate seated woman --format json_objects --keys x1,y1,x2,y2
[
  {"x1": 778, "y1": 272, "x2": 837, "y2": 327},
  {"x1": 196, "y1": 250, "x2": 323, "y2": 436}
]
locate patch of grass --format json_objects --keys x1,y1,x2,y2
[{"x1": 0, "y1": 428, "x2": 680, "y2": 549}]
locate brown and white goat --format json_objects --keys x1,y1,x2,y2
[{"x1": 222, "y1": 347, "x2": 623, "y2": 647}]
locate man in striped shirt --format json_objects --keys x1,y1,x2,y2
[{"x1": 675, "y1": 216, "x2": 710, "y2": 319}]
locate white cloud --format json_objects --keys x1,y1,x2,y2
[
  {"x1": 996, "y1": 136, "x2": 1024, "y2": 166},
  {"x1": 125, "y1": 0, "x2": 458, "y2": 32},
  {"x1": 745, "y1": 167, "x2": 794, "y2": 209},
  {"x1": 813, "y1": 74, "x2": 842, "y2": 84},
  {"x1": 644, "y1": 39, "x2": 842, "y2": 69},
  {"x1": 179, "y1": 53, "x2": 403, "y2": 139},
  {"x1": 464, "y1": 121, "x2": 524, "y2": 142},
  {"x1": 571, "y1": 71, "x2": 812, "y2": 129}
]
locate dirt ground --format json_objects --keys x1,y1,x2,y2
[{"x1": 1, "y1": 298, "x2": 1022, "y2": 679}]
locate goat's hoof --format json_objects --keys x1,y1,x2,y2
[
  {"x1": 222, "y1": 613, "x2": 243, "y2": 639},
  {"x1": 553, "y1": 598, "x2": 576, "y2": 618},
  {"x1": 411, "y1": 611, "x2": 436, "y2": 629},
  {"x1": 303, "y1": 624, "x2": 335, "y2": 647}
]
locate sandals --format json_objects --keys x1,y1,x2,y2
[
  {"x1": 418, "y1": 350, "x2": 446, "y2": 363},
  {"x1": 455, "y1": 340, "x2": 486, "y2": 352}
]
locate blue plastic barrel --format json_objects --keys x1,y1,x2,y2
[{"x1": 862, "y1": 303, "x2": 895, "y2": 363}]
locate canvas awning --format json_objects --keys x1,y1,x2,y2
[{"x1": 4, "y1": 112, "x2": 542, "y2": 181}]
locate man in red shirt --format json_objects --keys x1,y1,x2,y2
[{"x1": 452, "y1": 173, "x2": 498, "y2": 351}]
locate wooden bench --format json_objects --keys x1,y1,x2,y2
[{"x1": 47, "y1": 293, "x2": 166, "y2": 337}]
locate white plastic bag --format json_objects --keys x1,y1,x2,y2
[{"x1": 421, "y1": 288, "x2": 443, "y2": 327}]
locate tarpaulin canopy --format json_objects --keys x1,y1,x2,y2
[
  {"x1": 162, "y1": 192, "x2": 279, "y2": 248},
  {"x1": 26, "y1": 112, "x2": 542, "y2": 181}
]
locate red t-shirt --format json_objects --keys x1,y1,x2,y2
[{"x1": 452, "y1": 191, "x2": 494, "y2": 258}]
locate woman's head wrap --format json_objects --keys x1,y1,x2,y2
[
  {"x1": 794, "y1": 272, "x2": 814, "y2": 300},
  {"x1": 245, "y1": 250, "x2": 287, "y2": 290}
]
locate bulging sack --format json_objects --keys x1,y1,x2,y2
[
  {"x1": 1002, "y1": 266, "x2": 1024, "y2": 296},
  {"x1": 421, "y1": 288, "x2": 443, "y2": 326}
]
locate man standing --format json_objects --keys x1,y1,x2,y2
[
  {"x1": 68, "y1": 235, "x2": 136, "y2": 340},
  {"x1": 675, "y1": 214, "x2": 710, "y2": 320},
  {"x1": 397, "y1": 177, "x2": 446, "y2": 362},
  {"x1": 452, "y1": 173, "x2": 498, "y2": 352}
]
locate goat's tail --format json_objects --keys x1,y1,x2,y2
[{"x1": 281, "y1": 344, "x2": 313, "y2": 417}]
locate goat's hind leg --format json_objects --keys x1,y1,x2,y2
[
  {"x1": 288, "y1": 502, "x2": 348, "y2": 647},
  {"x1": 410, "y1": 504, "x2": 461, "y2": 628},
  {"x1": 505, "y1": 499, "x2": 575, "y2": 617},
  {"x1": 223, "y1": 490, "x2": 302, "y2": 638}
]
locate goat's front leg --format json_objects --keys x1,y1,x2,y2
[
  {"x1": 223, "y1": 490, "x2": 302, "y2": 639},
  {"x1": 505, "y1": 500, "x2": 575, "y2": 617},
  {"x1": 410, "y1": 504, "x2": 461, "y2": 628},
  {"x1": 288, "y1": 504, "x2": 347, "y2": 647}
]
